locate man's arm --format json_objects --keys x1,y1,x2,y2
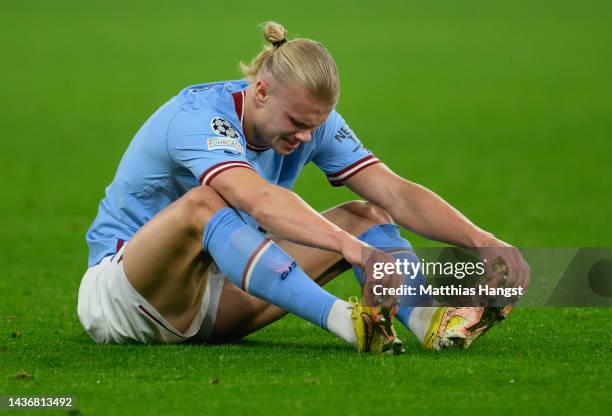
[
  {"x1": 344, "y1": 163, "x2": 530, "y2": 289},
  {"x1": 209, "y1": 167, "x2": 403, "y2": 306},
  {"x1": 345, "y1": 164, "x2": 493, "y2": 246},
  {"x1": 209, "y1": 167, "x2": 366, "y2": 266}
]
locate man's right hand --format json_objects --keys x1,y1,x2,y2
[{"x1": 341, "y1": 236, "x2": 401, "y2": 308}]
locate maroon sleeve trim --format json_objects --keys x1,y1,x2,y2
[
  {"x1": 198, "y1": 161, "x2": 255, "y2": 186},
  {"x1": 326, "y1": 155, "x2": 381, "y2": 186}
]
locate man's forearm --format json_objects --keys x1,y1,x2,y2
[
  {"x1": 386, "y1": 180, "x2": 495, "y2": 247},
  {"x1": 209, "y1": 169, "x2": 367, "y2": 263},
  {"x1": 248, "y1": 184, "x2": 363, "y2": 255}
]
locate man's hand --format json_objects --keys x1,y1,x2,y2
[
  {"x1": 341, "y1": 238, "x2": 402, "y2": 308},
  {"x1": 476, "y1": 238, "x2": 531, "y2": 293}
]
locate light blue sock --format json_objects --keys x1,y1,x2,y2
[
  {"x1": 353, "y1": 224, "x2": 431, "y2": 329},
  {"x1": 203, "y1": 207, "x2": 336, "y2": 329}
]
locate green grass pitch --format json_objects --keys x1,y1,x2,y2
[{"x1": 1, "y1": 1, "x2": 611, "y2": 414}]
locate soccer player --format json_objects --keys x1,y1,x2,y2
[{"x1": 78, "y1": 22, "x2": 530, "y2": 353}]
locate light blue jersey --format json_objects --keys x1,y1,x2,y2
[{"x1": 86, "y1": 80, "x2": 380, "y2": 266}]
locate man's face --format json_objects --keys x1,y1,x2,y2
[{"x1": 252, "y1": 80, "x2": 333, "y2": 155}]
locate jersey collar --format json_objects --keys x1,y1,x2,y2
[{"x1": 232, "y1": 90, "x2": 271, "y2": 152}]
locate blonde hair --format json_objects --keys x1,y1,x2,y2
[{"x1": 240, "y1": 21, "x2": 340, "y2": 105}]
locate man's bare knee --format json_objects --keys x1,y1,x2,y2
[
  {"x1": 323, "y1": 200, "x2": 393, "y2": 238},
  {"x1": 339, "y1": 200, "x2": 393, "y2": 227},
  {"x1": 181, "y1": 186, "x2": 229, "y2": 233}
]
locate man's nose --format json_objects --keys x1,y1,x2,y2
[{"x1": 294, "y1": 130, "x2": 312, "y2": 142}]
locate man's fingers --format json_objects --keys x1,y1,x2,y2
[
  {"x1": 509, "y1": 248, "x2": 527, "y2": 291},
  {"x1": 505, "y1": 253, "x2": 520, "y2": 287},
  {"x1": 483, "y1": 254, "x2": 494, "y2": 277},
  {"x1": 515, "y1": 250, "x2": 531, "y2": 292},
  {"x1": 361, "y1": 249, "x2": 401, "y2": 307}
]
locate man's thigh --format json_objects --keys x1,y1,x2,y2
[{"x1": 121, "y1": 186, "x2": 227, "y2": 331}]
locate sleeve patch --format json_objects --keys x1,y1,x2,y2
[
  {"x1": 206, "y1": 137, "x2": 245, "y2": 154},
  {"x1": 211, "y1": 117, "x2": 239, "y2": 139},
  {"x1": 334, "y1": 125, "x2": 365, "y2": 152}
]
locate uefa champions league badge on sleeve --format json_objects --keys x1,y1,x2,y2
[
  {"x1": 206, "y1": 137, "x2": 245, "y2": 155},
  {"x1": 211, "y1": 117, "x2": 239, "y2": 139},
  {"x1": 207, "y1": 117, "x2": 244, "y2": 155}
]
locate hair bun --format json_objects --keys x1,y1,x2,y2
[{"x1": 262, "y1": 21, "x2": 287, "y2": 45}]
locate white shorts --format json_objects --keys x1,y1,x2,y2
[{"x1": 77, "y1": 244, "x2": 226, "y2": 344}]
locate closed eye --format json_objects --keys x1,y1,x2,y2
[{"x1": 288, "y1": 116, "x2": 314, "y2": 130}]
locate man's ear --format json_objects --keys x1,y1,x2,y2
[{"x1": 254, "y1": 79, "x2": 270, "y2": 107}]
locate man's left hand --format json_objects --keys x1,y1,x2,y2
[{"x1": 476, "y1": 238, "x2": 531, "y2": 293}]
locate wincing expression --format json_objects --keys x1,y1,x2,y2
[{"x1": 252, "y1": 81, "x2": 334, "y2": 155}]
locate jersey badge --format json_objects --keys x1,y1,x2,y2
[
  {"x1": 206, "y1": 137, "x2": 245, "y2": 154},
  {"x1": 211, "y1": 117, "x2": 239, "y2": 139}
]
